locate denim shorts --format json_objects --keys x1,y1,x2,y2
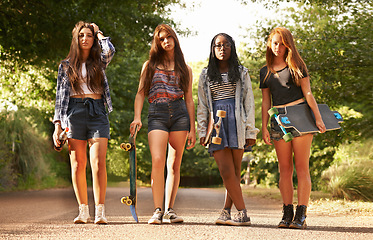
[
  {"x1": 270, "y1": 106, "x2": 301, "y2": 141},
  {"x1": 208, "y1": 98, "x2": 239, "y2": 154},
  {"x1": 66, "y1": 98, "x2": 110, "y2": 140},
  {"x1": 147, "y1": 98, "x2": 190, "y2": 133}
]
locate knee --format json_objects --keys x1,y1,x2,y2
[
  {"x1": 71, "y1": 159, "x2": 87, "y2": 174},
  {"x1": 90, "y1": 158, "x2": 106, "y2": 173},
  {"x1": 219, "y1": 168, "x2": 234, "y2": 181},
  {"x1": 152, "y1": 156, "x2": 165, "y2": 171},
  {"x1": 279, "y1": 165, "x2": 294, "y2": 179}
]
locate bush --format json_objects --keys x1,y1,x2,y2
[
  {"x1": 0, "y1": 109, "x2": 70, "y2": 191},
  {"x1": 321, "y1": 141, "x2": 373, "y2": 201}
]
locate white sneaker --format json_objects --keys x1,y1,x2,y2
[
  {"x1": 94, "y1": 204, "x2": 108, "y2": 224},
  {"x1": 148, "y1": 208, "x2": 163, "y2": 224},
  {"x1": 74, "y1": 204, "x2": 90, "y2": 224},
  {"x1": 163, "y1": 208, "x2": 183, "y2": 224}
]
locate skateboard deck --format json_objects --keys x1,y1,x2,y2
[
  {"x1": 204, "y1": 110, "x2": 226, "y2": 145},
  {"x1": 120, "y1": 126, "x2": 139, "y2": 222},
  {"x1": 278, "y1": 104, "x2": 343, "y2": 134}
]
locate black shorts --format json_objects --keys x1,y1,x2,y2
[
  {"x1": 66, "y1": 98, "x2": 110, "y2": 140},
  {"x1": 147, "y1": 98, "x2": 190, "y2": 133}
]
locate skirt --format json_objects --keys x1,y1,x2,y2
[{"x1": 208, "y1": 98, "x2": 239, "y2": 154}]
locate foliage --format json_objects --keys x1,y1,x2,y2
[
  {"x1": 0, "y1": 0, "x2": 190, "y2": 189},
  {"x1": 240, "y1": 0, "x2": 372, "y2": 190},
  {"x1": 0, "y1": 109, "x2": 70, "y2": 190},
  {"x1": 321, "y1": 140, "x2": 373, "y2": 201}
]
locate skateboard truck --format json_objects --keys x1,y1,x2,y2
[
  {"x1": 120, "y1": 142, "x2": 134, "y2": 151},
  {"x1": 121, "y1": 195, "x2": 136, "y2": 206},
  {"x1": 211, "y1": 110, "x2": 226, "y2": 145},
  {"x1": 268, "y1": 107, "x2": 293, "y2": 142}
]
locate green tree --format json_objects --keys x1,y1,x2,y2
[
  {"x1": 0, "y1": 0, "x2": 189, "y2": 189},
  {"x1": 241, "y1": 0, "x2": 373, "y2": 189}
]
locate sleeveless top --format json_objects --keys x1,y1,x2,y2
[{"x1": 148, "y1": 68, "x2": 184, "y2": 103}]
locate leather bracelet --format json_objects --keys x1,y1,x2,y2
[{"x1": 95, "y1": 30, "x2": 104, "y2": 36}]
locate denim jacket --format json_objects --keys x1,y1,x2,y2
[
  {"x1": 53, "y1": 37, "x2": 115, "y2": 129},
  {"x1": 197, "y1": 66, "x2": 259, "y2": 148}
]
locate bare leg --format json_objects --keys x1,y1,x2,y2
[
  {"x1": 292, "y1": 134, "x2": 313, "y2": 206},
  {"x1": 148, "y1": 130, "x2": 169, "y2": 210},
  {"x1": 164, "y1": 131, "x2": 188, "y2": 209},
  {"x1": 274, "y1": 139, "x2": 294, "y2": 205},
  {"x1": 68, "y1": 139, "x2": 88, "y2": 205},
  {"x1": 88, "y1": 138, "x2": 108, "y2": 205},
  {"x1": 214, "y1": 148, "x2": 245, "y2": 210},
  {"x1": 223, "y1": 150, "x2": 244, "y2": 209}
]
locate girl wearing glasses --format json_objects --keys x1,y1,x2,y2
[
  {"x1": 130, "y1": 24, "x2": 196, "y2": 224},
  {"x1": 53, "y1": 21, "x2": 115, "y2": 224},
  {"x1": 197, "y1": 33, "x2": 258, "y2": 226},
  {"x1": 260, "y1": 27, "x2": 325, "y2": 229}
]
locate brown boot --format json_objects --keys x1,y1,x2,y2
[
  {"x1": 278, "y1": 204, "x2": 294, "y2": 228},
  {"x1": 289, "y1": 205, "x2": 307, "y2": 229}
]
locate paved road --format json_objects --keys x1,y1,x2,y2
[{"x1": 0, "y1": 186, "x2": 372, "y2": 239}]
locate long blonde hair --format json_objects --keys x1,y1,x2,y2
[{"x1": 265, "y1": 27, "x2": 308, "y2": 86}]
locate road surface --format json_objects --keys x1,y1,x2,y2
[{"x1": 0, "y1": 186, "x2": 372, "y2": 239}]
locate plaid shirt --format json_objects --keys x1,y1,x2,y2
[{"x1": 53, "y1": 37, "x2": 115, "y2": 129}]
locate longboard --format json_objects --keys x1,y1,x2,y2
[
  {"x1": 204, "y1": 110, "x2": 226, "y2": 145},
  {"x1": 120, "y1": 126, "x2": 139, "y2": 222},
  {"x1": 268, "y1": 104, "x2": 343, "y2": 142}
]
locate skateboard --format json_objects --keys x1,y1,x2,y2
[
  {"x1": 120, "y1": 125, "x2": 139, "y2": 222},
  {"x1": 204, "y1": 110, "x2": 226, "y2": 145},
  {"x1": 268, "y1": 104, "x2": 343, "y2": 142}
]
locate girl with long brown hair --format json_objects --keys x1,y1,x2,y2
[
  {"x1": 260, "y1": 27, "x2": 325, "y2": 229},
  {"x1": 130, "y1": 24, "x2": 196, "y2": 224},
  {"x1": 53, "y1": 21, "x2": 115, "y2": 224}
]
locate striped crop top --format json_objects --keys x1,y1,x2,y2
[
  {"x1": 148, "y1": 68, "x2": 184, "y2": 103},
  {"x1": 210, "y1": 73, "x2": 236, "y2": 101}
]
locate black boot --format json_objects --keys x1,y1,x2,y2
[
  {"x1": 278, "y1": 204, "x2": 294, "y2": 228},
  {"x1": 290, "y1": 205, "x2": 307, "y2": 229}
]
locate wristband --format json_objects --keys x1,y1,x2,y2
[
  {"x1": 96, "y1": 30, "x2": 104, "y2": 36},
  {"x1": 55, "y1": 122, "x2": 61, "y2": 126}
]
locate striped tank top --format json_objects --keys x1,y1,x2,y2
[
  {"x1": 210, "y1": 73, "x2": 236, "y2": 101},
  {"x1": 148, "y1": 68, "x2": 184, "y2": 103}
]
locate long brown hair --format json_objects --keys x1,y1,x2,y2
[
  {"x1": 63, "y1": 21, "x2": 104, "y2": 94},
  {"x1": 265, "y1": 27, "x2": 308, "y2": 86},
  {"x1": 140, "y1": 24, "x2": 190, "y2": 96}
]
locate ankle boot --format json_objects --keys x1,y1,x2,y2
[
  {"x1": 278, "y1": 204, "x2": 294, "y2": 228},
  {"x1": 290, "y1": 205, "x2": 307, "y2": 229}
]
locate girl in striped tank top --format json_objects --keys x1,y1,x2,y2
[
  {"x1": 197, "y1": 33, "x2": 259, "y2": 226},
  {"x1": 130, "y1": 24, "x2": 196, "y2": 224}
]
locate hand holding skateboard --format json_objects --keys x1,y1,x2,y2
[{"x1": 203, "y1": 110, "x2": 226, "y2": 146}]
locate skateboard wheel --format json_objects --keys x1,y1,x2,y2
[
  {"x1": 212, "y1": 137, "x2": 222, "y2": 145},
  {"x1": 283, "y1": 132, "x2": 293, "y2": 142},
  {"x1": 120, "y1": 143, "x2": 132, "y2": 151},
  {"x1": 216, "y1": 110, "x2": 226, "y2": 118},
  {"x1": 121, "y1": 196, "x2": 132, "y2": 206},
  {"x1": 268, "y1": 107, "x2": 279, "y2": 117}
]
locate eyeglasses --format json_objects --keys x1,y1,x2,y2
[{"x1": 214, "y1": 43, "x2": 231, "y2": 49}]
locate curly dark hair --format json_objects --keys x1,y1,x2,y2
[{"x1": 207, "y1": 33, "x2": 241, "y2": 84}]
